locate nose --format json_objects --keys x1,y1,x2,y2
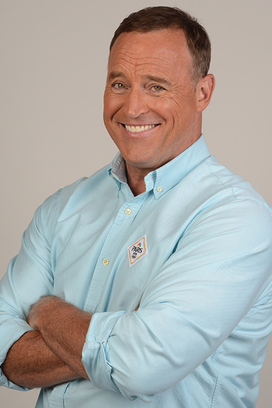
[{"x1": 124, "y1": 87, "x2": 149, "y2": 118}]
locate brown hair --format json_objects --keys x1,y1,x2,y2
[{"x1": 110, "y1": 6, "x2": 211, "y2": 83}]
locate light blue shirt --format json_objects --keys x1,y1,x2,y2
[{"x1": 1, "y1": 136, "x2": 272, "y2": 407}]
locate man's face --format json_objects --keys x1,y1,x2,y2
[{"x1": 104, "y1": 29, "x2": 209, "y2": 176}]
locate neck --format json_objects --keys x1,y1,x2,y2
[{"x1": 126, "y1": 164, "x2": 148, "y2": 196}]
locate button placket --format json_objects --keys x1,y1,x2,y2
[{"x1": 83, "y1": 194, "x2": 147, "y2": 312}]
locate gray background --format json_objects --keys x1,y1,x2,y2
[{"x1": 1, "y1": 1, "x2": 271, "y2": 406}]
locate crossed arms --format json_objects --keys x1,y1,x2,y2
[
  {"x1": 2, "y1": 296, "x2": 91, "y2": 388},
  {"x1": 1, "y1": 175, "x2": 272, "y2": 400}
]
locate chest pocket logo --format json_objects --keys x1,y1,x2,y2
[{"x1": 127, "y1": 235, "x2": 148, "y2": 267}]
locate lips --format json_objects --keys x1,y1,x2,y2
[{"x1": 123, "y1": 124, "x2": 157, "y2": 133}]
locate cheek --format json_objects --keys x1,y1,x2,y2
[
  {"x1": 171, "y1": 96, "x2": 196, "y2": 124},
  {"x1": 149, "y1": 97, "x2": 174, "y2": 120},
  {"x1": 104, "y1": 94, "x2": 122, "y2": 121}
]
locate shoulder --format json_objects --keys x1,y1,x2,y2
[
  {"x1": 204, "y1": 155, "x2": 270, "y2": 207},
  {"x1": 33, "y1": 164, "x2": 111, "y2": 237},
  {"x1": 190, "y1": 155, "x2": 272, "y2": 220}
]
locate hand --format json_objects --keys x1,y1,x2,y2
[{"x1": 27, "y1": 295, "x2": 65, "y2": 330}]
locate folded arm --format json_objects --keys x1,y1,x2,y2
[
  {"x1": 0, "y1": 188, "x2": 92, "y2": 389},
  {"x1": 27, "y1": 295, "x2": 91, "y2": 380},
  {"x1": 2, "y1": 296, "x2": 91, "y2": 388},
  {"x1": 1, "y1": 330, "x2": 80, "y2": 388}
]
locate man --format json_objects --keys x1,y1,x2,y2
[{"x1": 0, "y1": 6, "x2": 271, "y2": 408}]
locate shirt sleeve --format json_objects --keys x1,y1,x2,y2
[
  {"x1": 0, "y1": 191, "x2": 60, "y2": 389},
  {"x1": 0, "y1": 177, "x2": 87, "y2": 390},
  {"x1": 82, "y1": 197, "x2": 272, "y2": 401}
]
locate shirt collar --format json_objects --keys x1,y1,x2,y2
[{"x1": 108, "y1": 135, "x2": 211, "y2": 199}]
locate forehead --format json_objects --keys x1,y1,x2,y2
[{"x1": 108, "y1": 29, "x2": 193, "y2": 78}]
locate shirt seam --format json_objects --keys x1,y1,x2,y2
[
  {"x1": 205, "y1": 159, "x2": 237, "y2": 198},
  {"x1": 210, "y1": 371, "x2": 220, "y2": 408},
  {"x1": 205, "y1": 160, "x2": 272, "y2": 212}
]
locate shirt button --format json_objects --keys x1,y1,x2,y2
[
  {"x1": 157, "y1": 187, "x2": 162, "y2": 193},
  {"x1": 102, "y1": 258, "x2": 109, "y2": 266},
  {"x1": 124, "y1": 208, "x2": 132, "y2": 215}
]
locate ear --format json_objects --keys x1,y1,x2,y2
[{"x1": 196, "y1": 74, "x2": 215, "y2": 112}]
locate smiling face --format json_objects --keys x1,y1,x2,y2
[{"x1": 103, "y1": 29, "x2": 214, "y2": 184}]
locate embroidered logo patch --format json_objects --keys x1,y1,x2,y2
[{"x1": 127, "y1": 235, "x2": 148, "y2": 267}]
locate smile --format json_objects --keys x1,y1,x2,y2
[{"x1": 124, "y1": 124, "x2": 157, "y2": 133}]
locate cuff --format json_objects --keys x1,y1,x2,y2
[{"x1": 82, "y1": 311, "x2": 126, "y2": 393}]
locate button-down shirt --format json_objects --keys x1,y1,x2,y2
[{"x1": 1, "y1": 135, "x2": 272, "y2": 407}]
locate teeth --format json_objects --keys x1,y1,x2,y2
[{"x1": 125, "y1": 124, "x2": 156, "y2": 133}]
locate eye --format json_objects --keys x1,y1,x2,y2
[
  {"x1": 112, "y1": 82, "x2": 126, "y2": 90},
  {"x1": 151, "y1": 85, "x2": 164, "y2": 92}
]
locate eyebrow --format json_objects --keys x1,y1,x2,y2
[
  {"x1": 107, "y1": 71, "x2": 126, "y2": 82},
  {"x1": 107, "y1": 71, "x2": 172, "y2": 87},
  {"x1": 145, "y1": 75, "x2": 172, "y2": 87}
]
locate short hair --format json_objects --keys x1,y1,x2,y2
[{"x1": 110, "y1": 6, "x2": 211, "y2": 83}]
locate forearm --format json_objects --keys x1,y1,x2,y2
[
  {"x1": 1, "y1": 330, "x2": 80, "y2": 388},
  {"x1": 28, "y1": 296, "x2": 92, "y2": 380}
]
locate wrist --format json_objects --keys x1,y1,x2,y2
[{"x1": 28, "y1": 296, "x2": 67, "y2": 331}]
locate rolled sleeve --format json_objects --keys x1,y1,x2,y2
[{"x1": 82, "y1": 311, "x2": 126, "y2": 394}]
